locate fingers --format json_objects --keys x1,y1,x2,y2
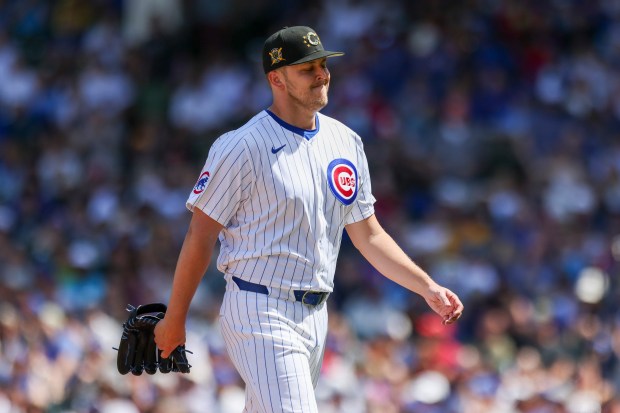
[
  {"x1": 450, "y1": 292, "x2": 464, "y2": 315},
  {"x1": 156, "y1": 341, "x2": 178, "y2": 359},
  {"x1": 154, "y1": 333, "x2": 177, "y2": 359},
  {"x1": 443, "y1": 312, "x2": 462, "y2": 325},
  {"x1": 153, "y1": 322, "x2": 183, "y2": 359},
  {"x1": 439, "y1": 290, "x2": 452, "y2": 307},
  {"x1": 444, "y1": 294, "x2": 464, "y2": 324},
  {"x1": 442, "y1": 290, "x2": 464, "y2": 325}
]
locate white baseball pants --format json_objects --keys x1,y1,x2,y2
[{"x1": 219, "y1": 286, "x2": 328, "y2": 413}]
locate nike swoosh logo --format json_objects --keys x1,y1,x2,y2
[{"x1": 271, "y1": 144, "x2": 286, "y2": 154}]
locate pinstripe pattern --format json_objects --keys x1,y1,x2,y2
[
  {"x1": 187, "y1": 109, "x2": 374, "y2": 412},
  {"x1": 187, "y1": 110, "x2": 375, "y2": 292},
  {"x1": 220, "y1": 288, "x2": 328, "y2": 413}
]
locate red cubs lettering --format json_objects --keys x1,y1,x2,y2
[
  {"x1": 338, "y1": 175, "x2": 355, "y2": 188},
  {"x1": 333, "y1": 165, "x2": 355, "y2": 198}
]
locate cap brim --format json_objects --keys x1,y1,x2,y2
[{"x1": 289, "y1": 50, "x2": 345, "y2": 66}]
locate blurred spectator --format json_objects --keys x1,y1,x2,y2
[{"x1": 0, "y1": 0, "x2": 618, "y2": 411}]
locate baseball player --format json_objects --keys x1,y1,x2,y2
[{"x1": 154, "y1": 25, "x2": 464, "y2": 412}]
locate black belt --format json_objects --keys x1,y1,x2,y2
[{"x1": 232, "y1": 276, "x2": 329, "y2": 307}]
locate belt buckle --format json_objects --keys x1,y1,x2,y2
[
  {"x1": 301, "y1": 290, "x2": 313, "y2": 305},
  {"x1": 302, "y1": 290, "x2": 328, "y2": 306}
]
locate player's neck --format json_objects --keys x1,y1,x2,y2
[{"x1": 268, "y1": 103, "x2": 316, "y2": 130}]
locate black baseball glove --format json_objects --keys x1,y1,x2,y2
[{"x1": 116, "y1": 303, "x2": 191, "y2": 375}]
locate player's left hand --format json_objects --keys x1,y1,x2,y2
[{"x1": 423, "y1": 284, "x2": 464, "y2": 325}]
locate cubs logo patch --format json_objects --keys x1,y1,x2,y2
[
  {"x1": 327, "y1": 159, "x2": 358, "y2": 205},
  {"x1": 193, "y1": 171, "x2": 210, "y2": 194},
  {"x1": 303, "y1": 32, "x2": 321, "y2": 47}
]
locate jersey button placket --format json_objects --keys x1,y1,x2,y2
[{"x1": 308, "y1": 140, "x2": 329, "y2": 277}]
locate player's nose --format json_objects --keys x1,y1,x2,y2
[{"x1": 317, "y1": 67, "x2": 329, "y2": 81}]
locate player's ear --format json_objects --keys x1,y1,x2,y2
[{"x1": 268, "y1": 70, "x2": 284, "y2": 88}]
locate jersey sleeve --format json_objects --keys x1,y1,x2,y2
[
  {"x1": 344, "y1": 139, "x2": 376, "y2": 225},
  {"x1": 186, "y1": 136, "x2": 253, "y2": 226}
]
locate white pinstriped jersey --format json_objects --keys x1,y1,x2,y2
[{"x1": 186, "y1": 110, "x2": 375, "y2": 292}]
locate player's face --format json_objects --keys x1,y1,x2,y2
[{"x1": 281, "y1": 58, "x2": 330, "y2": 112}]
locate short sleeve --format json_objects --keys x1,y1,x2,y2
[
  {"x1": 344, "y1": 139, "x2": 376, "y2": 225},
  {"x1": 186, "y1": 136, "x2": 253, "y2": 226}
]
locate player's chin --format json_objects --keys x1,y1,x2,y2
[
  {"x1": 312, "y1": 91, "x2": 329, "y2": 108},
  {"x1": 305, "y1": 92, "x2": 328, "y2": 110},
  {"x1": 310, "y1": 98, "x2": 328, "y2": 111}
]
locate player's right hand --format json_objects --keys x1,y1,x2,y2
[{"x1": 154, "y1": 315, "x2": 186, "y2": 359}]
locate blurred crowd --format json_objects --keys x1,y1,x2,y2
[{"x1": 0, "y1": 0, "x2": 619, "y2": 412}]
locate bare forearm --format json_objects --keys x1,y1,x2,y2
[
  {"x1": 357, "y1": 228, "x2": 435, "y2": 296},
  {"x1": 165, "y1": 210, "x2": 222, "y2": 322},
  {"x1": 346, "y1": 215, "x2": 438, "y2": 297},
  {"x1": 166, "y1": 227, "x2": 213, "y2": 321},
  {"x1": 347, "y1": 215, "x2": 464, "y2": 324}
]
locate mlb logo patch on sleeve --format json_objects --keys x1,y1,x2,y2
[
  {"x1": 327, "y1": 159, "x2": 358, "y2": 205},
  {"x1": 193, "y1": 171, "x2": 210, "y2": 194}
]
